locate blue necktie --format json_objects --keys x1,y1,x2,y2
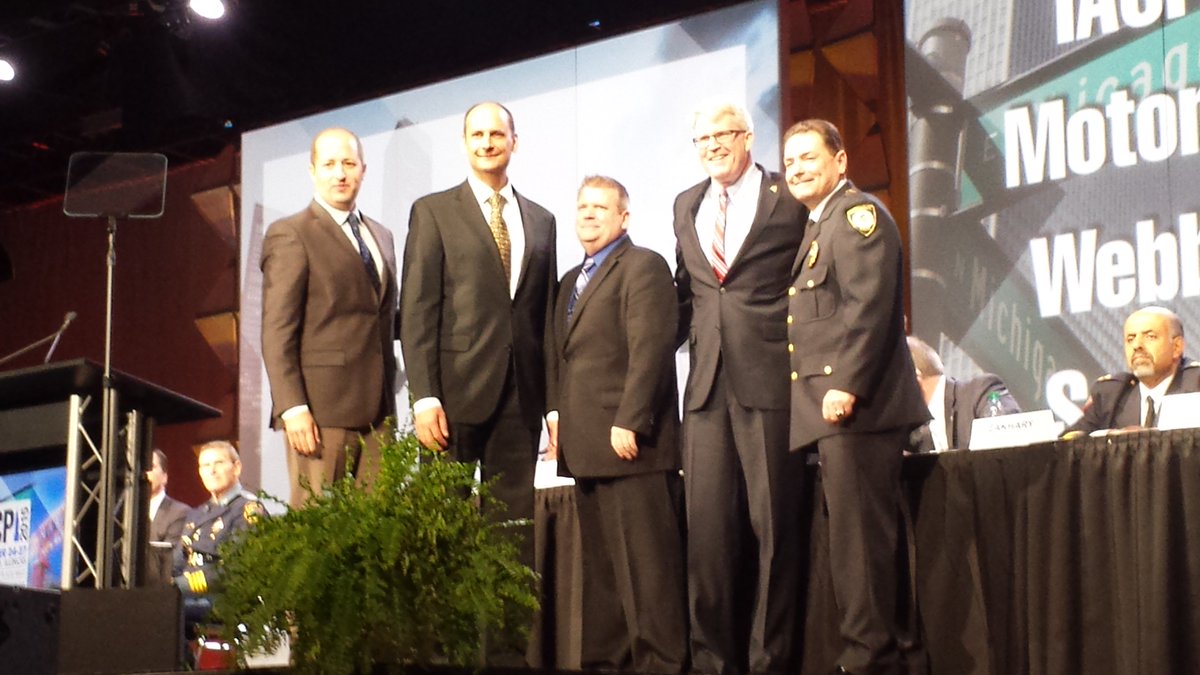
[
  {"x1": 567, "y1": 257, "x2": 595, "y2": 323},
  {"x1": 346, "y1": 212, "x2": 381, "y2": 293}
]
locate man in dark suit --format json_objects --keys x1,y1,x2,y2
[
  {"x1": 673, "y1": 102, "x2": 806, "y2": 675},
  {"x1": 147, "y1": 449, "x2": 189, "y2": 543},
  {"x1": 548, "y1": 176, "x2": 687, "y2": 673},
  {"x1": 907, "y1": 336, "x2": 1021, "y2": 452},
  {"x1": 400, "y1": 102, "x2": 557, "y2": 569},
  {"x1": 261, "y1": 127, "x2": 399, "y2": 509},
  {"x1": 1065, "y1": 306, "x2": 1199, "y2": 436},
  {"x1": 144, "y1": 448, "x2": 190, "y2": 586},
  {"x1": 783, "y1": 119, "x2": 930, "y2": 675}
]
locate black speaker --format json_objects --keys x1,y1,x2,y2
[
  {"x1": 59, "y1": 587, "x2": 182, "y2": 674},
  {"x1": 0, "y1": 585, "x2": 59, "y2": 675}
]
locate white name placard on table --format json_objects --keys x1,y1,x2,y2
[
  {"x1": 1156, "y1": 392, "x2": 1200, "y2": 431},
  {"x1": 969, "y1": 410, "x2": 1063, "y2": 450}
]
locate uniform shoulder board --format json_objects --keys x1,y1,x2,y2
[
  {"x1": 1182, "y1": 359, "x2": 1200, "y2": 369},
  {"x1": 1095, "y1": 372, "x2": 1135, "y2": 384},
  {"x1": 845, "y1": 203, "x2": 876, "y2": 237}
]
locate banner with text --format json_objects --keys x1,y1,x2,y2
[{"x1": 905, "y1": 0, "x2": 1200, "y2": 423}]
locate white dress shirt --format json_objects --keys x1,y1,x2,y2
[{"x1": 695, "y1": 163, "x2": 763, "y2": 270}]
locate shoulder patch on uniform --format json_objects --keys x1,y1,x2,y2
[
  {"x1": 846, "y1": 203, "x2": 876, "y2": 237},
  {"x1": 244, "y1": 500, "x2": 265, "y2": 524}
]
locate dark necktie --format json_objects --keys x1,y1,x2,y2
[
  {"x1": 1143, "y1": 396, "x2": 1158, "y2": 428},
  {"x1": 346, "y1": 212, "x2": 381, "y2": 293},
  {"x1": 567, "y1": 257, "x2": 595, "y2": 323},
  {"x1": 712, "y1": 189, "x2": 729, "y2": 282},
  {"x1": 487, "y1": 192, "x2": 512, "y2": 283}
]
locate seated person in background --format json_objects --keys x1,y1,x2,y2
[
  {"x1": 145, "y1": 448, "x2": 191, "y2": 586},
  {"x1": 1065, "y1": 306, "x2": 1199, "y2": 437},
  {"x1": 908, "y1": 336, "x2": 1021, "y2": 452},
  {"x1": 173, "y1": 440, "x2": 264, "y2": 621}
]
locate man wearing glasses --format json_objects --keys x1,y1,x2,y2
[{"x1": 673, "y1": 102, "x2": 807, "y2": 675}]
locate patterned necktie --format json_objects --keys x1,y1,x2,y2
[
  {"x1": 487, "y1": 192, "x2": 512, "y2": 283},
  {"x1": 567, "y1": 257, "x2": 595, "y2": 323},
  {"x1": 346, "y1": 212, "x2": 381, "y2": 293},
  {"x1": 712, "y1": 188, "x2": 729, "y2": 282},
  {"x1": 1144, "y1": 395, "x2": 1157, "y2": 428}
]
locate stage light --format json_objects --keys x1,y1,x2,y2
[
  {"x1": 188, "y1": 0, "x2": 225, "y2": 20},
  {"x1": 0, "y1": 58, "x2": 14, "y2": 82}
]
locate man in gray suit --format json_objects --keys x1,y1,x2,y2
[
  {"x1": 550, "y1": 176, "x2": 687, "y2": 673},
  {"x1": 673, "y1": 102, "x2": 807, "y2": 675},
  {"x1": 400, "y1": 102, "x2": 557, "y2": 570},
  {"x1": 144, "y1": 448, "x2": 190, "y2": 586},
  {"x1": 907, "y1": 336, "x2": 1021, "y2": 451},
  {"x1": 261, "y1": 127, "x2": 399, "y2": 508}
]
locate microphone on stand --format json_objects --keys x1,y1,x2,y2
[
  {"x1": 0, "y1": 311, "x2": 79, "y2": 368},
  {"x1": 44, "y1": 311, "x2": 78, "y2": 363}
]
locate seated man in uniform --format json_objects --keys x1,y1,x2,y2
[
  {"x1": 173, "y1": 440, "x2": 264, "y2": 622},
  {"x1": 907, "y1": 336, "x2": 1020, "y2": 451},
  {"x1": 1065, "y1": 306, "x2": 1199, "y2": 436}
]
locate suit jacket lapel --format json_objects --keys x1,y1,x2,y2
[
  {"x1": 455, "y1": 182, "x2": 509, "y2": 284},
  {"x1": 678, "y1": 182, "x2": 712, "y2": 280},
  {"x1": 728, "y1": 167, "x2": 780, "y2": 271},
  {"x1": 513, "y1": 189, "x2": 537, "y2": 293},
  {"x1": 565, "y1": 239, "x2": 628, "y2": 340}
]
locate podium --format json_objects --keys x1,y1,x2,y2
[{"x1": 0, "y1": 359, "x2": 218, "y2": 589}]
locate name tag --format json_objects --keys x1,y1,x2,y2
[{"x1": 969, "y1": 410, "x2": 1063, "y2": 450}]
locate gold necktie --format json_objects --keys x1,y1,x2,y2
[{"x1": 487, "y1": 192, "x2": 512, "y2": 282}]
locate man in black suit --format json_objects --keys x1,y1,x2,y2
[
  {"x1": 673, "y1": 102, "x2": 806, "y2": 675},
  {"x1": 783, "y1": 119, "x2": 929, "y2": 675},
  {"x1": 144, "y1": 448, "x2": 190, "y2": 586},
  {"x1": 400, "y1": 102, "x2": 557, "y2": 569},
  {"x1": 1065, "y1": 306, "x2": 1199, "y2": 436},
  {"x1": 261, "y1": 127, "x2": 399, "y2": 508},
  {"x1": 907, "y1": 336, "x2": 1021, "y2": 452},
  {"x1": 549, "y1": 176, "x2": 687, "y2": 673}
]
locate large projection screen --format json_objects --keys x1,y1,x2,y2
[
  {"x1": 238, "y1": 1, "x2": 780, "y2": 498},
  {"x1": 905, "y1": 0, "x2": 1200, "y2": 424}
]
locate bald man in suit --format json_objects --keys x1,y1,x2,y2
[
  {"x1": 261, "y1": 127, "x2": 399, "y2": 508},
  {"x1": 400, "y1": 102, "x2": 557, "y2": 571}
]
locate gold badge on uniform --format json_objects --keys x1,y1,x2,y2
[
  {"x1": 846, "y1": 204, "x2": 877, "y2": 237},
  {"x1": 807, "y1": 241, "x2": 819, "y2": 268},
  {"x1": 769, "y1": 184, "x2": 778, "y2": 193},
  {"x1": 244, "y1": 500, "x2": 265, "y2": 524},
  {"x1": 211, "y1": 518, "x2": 224, "y2": 538}
]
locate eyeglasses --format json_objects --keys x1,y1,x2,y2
[{"x1": 692, "y1": 129, "x2": 747, "y2": 148}]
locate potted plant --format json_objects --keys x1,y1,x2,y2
[{"x1": 212, "y1": 425, "x2": 538, "y2": 674}]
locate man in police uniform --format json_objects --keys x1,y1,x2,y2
[
  {"x1": 1065, "y1": 306, "x2": 1199, "y2": 435},
  {"x1": 782, "y1": 119, "x2": 929, "y2": 675},
  {"x1": 173, "y1": 440, "x2": 264, "y2": 620}
]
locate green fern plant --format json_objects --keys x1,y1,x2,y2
[{"x1": 211, "y1": 424, "x2": 538, "y2": 674}]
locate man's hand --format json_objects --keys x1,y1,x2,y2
[
  {"x1": 284, "y1": 410, "x2": 321, "y2": 456},
  {"x1": 611, "y1": 426, "x2": 638, "y2": 461},
  {"x1": 544, "y1": 417, "x2": 559, "y2": 461},
  {"x1": 415, "y1": 406, "x2": 450, "y2": 451},
  {"x1": 822, "y1": 389, "x2": 857, "y2": 424}
]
